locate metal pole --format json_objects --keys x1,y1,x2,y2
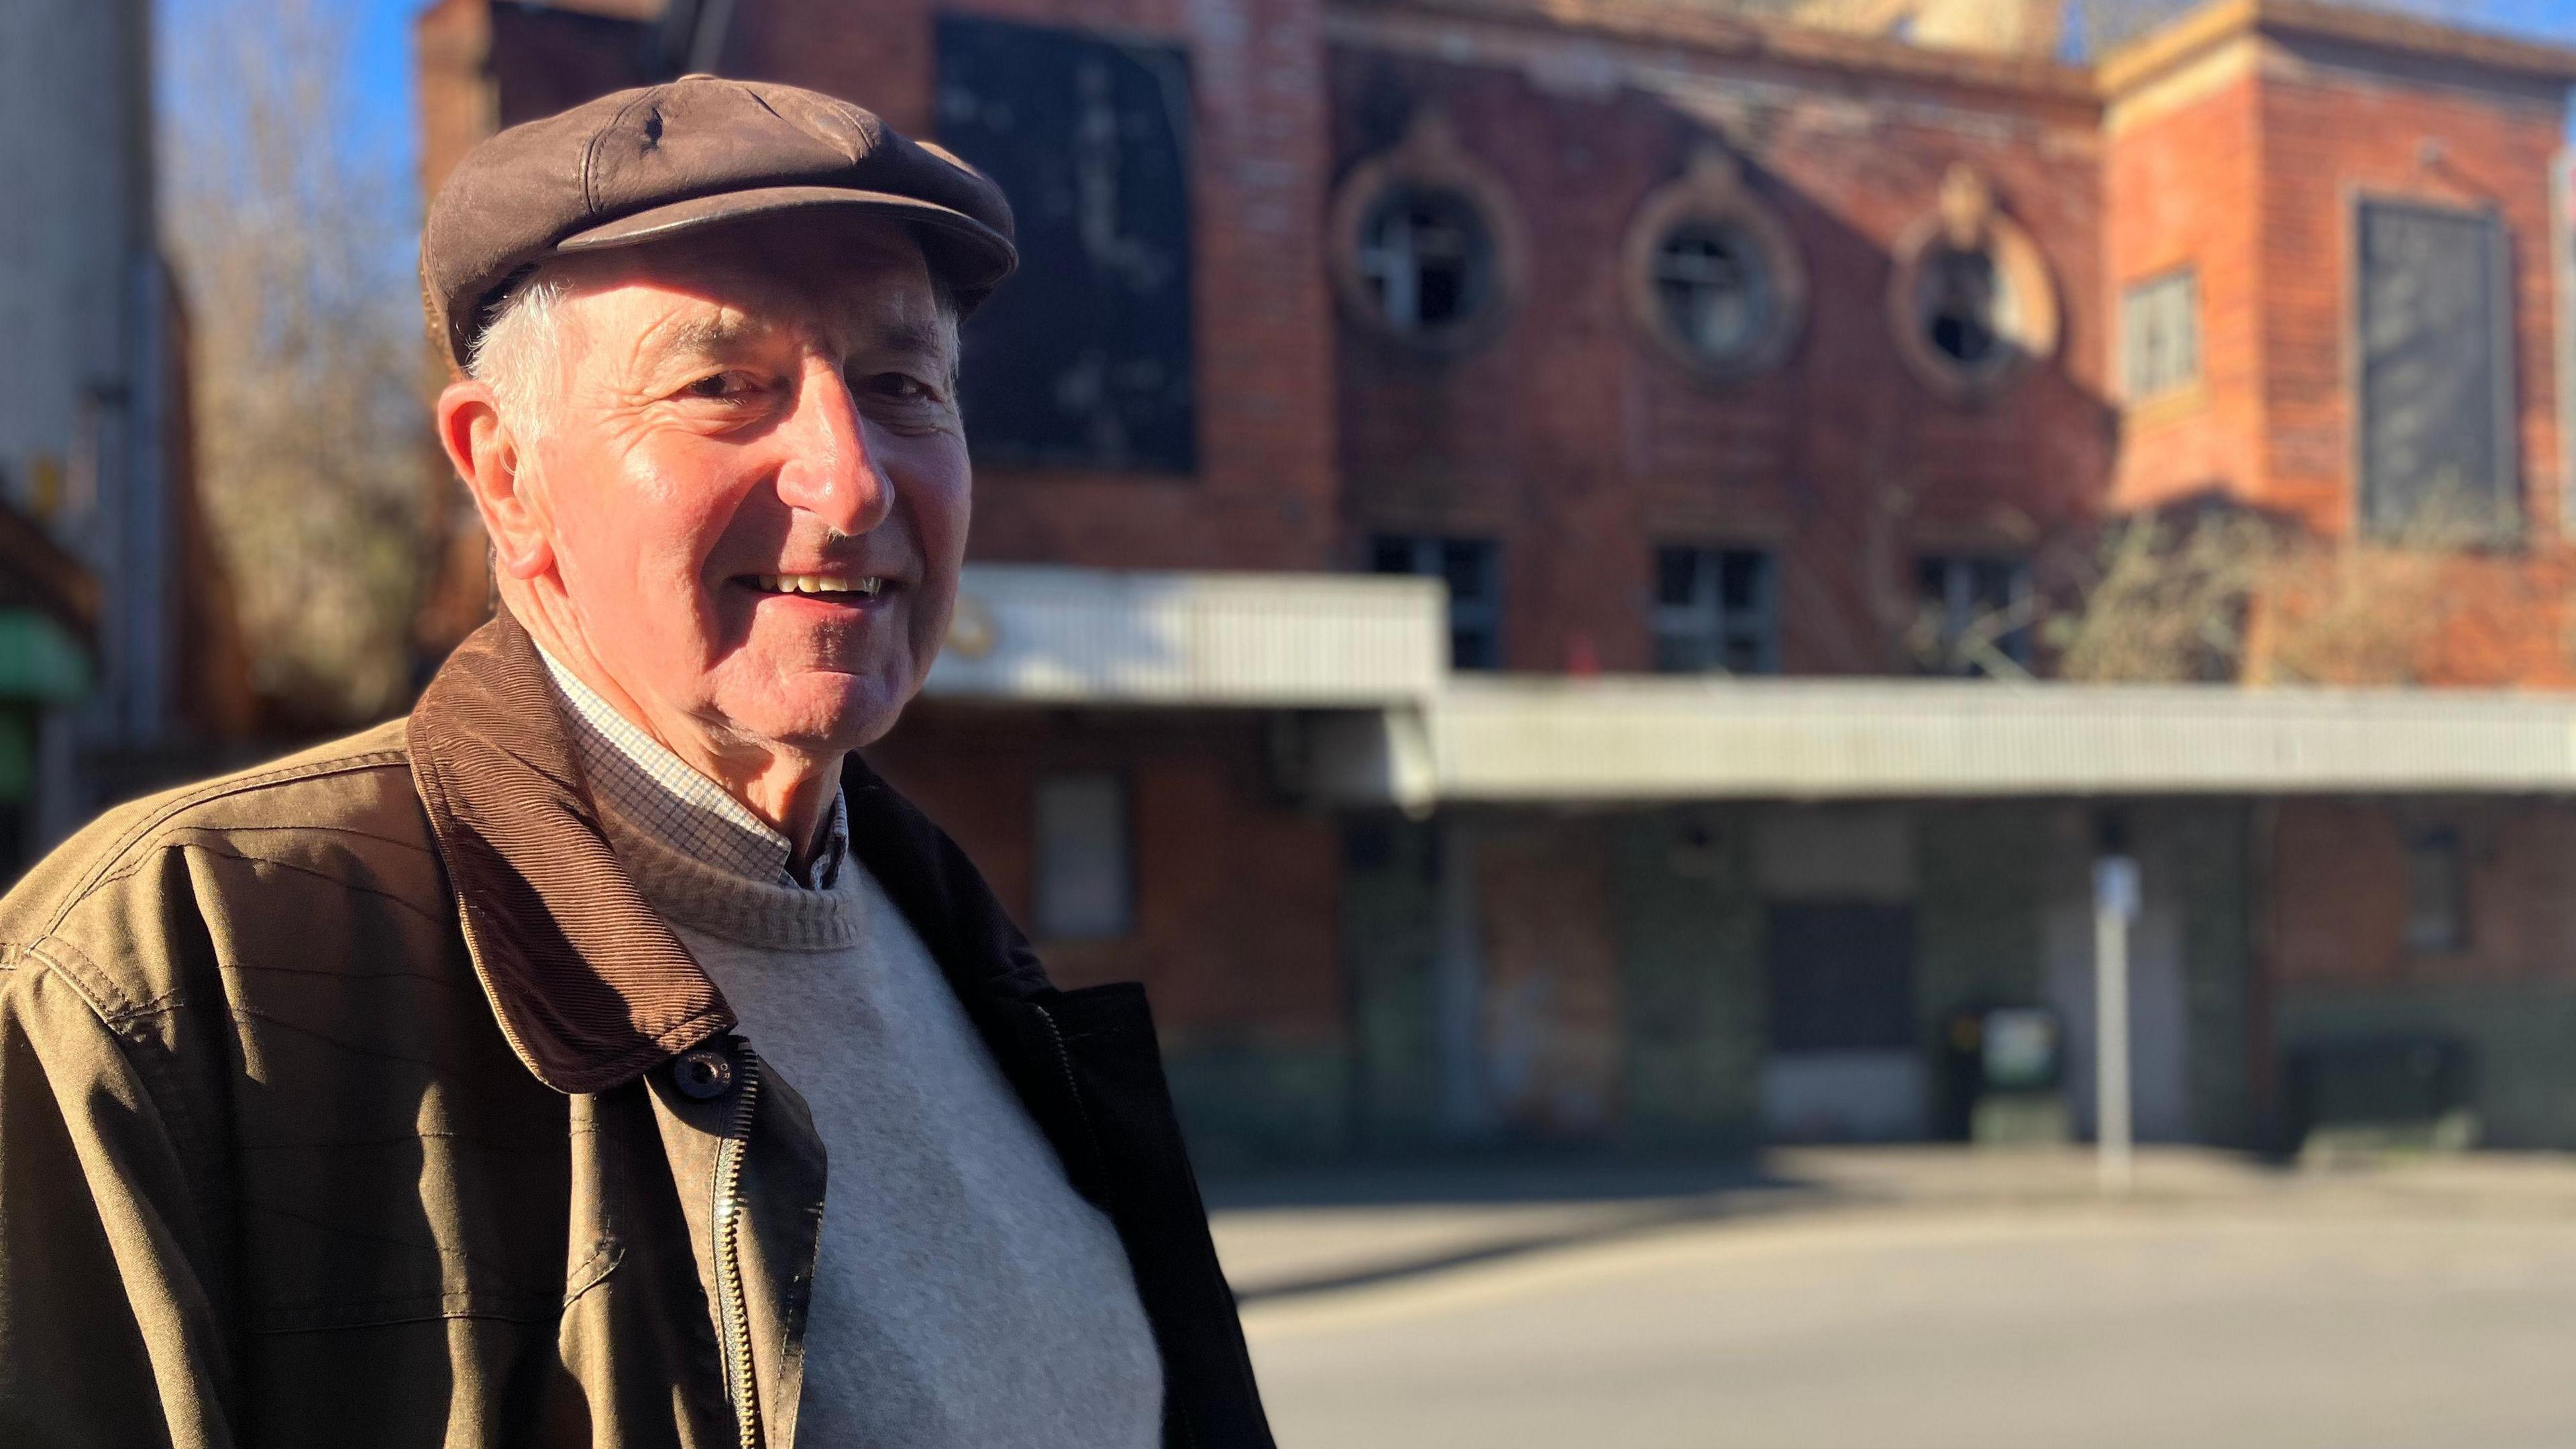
[{"x1": 2094, "y1": 855, "x2": 2140, "y2": 1196}]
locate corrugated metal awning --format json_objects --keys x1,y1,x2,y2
[
  {"x1": 909, "y1": 564, "x2": 2576, "y2": 804},
  {"x1": 1413, "y1": 676, "x2": 2576, "y2": 802},
  {"x1": 922, "y1": 564, "x2": 1446, "y2": 708}
]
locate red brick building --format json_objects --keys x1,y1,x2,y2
[{"x1": 422, "y1": 0, "x2": 2576, "y2": 1162}]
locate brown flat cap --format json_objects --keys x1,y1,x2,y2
[{"x1": 423, "y1": 75, "x2": 1016, "y2": 371}]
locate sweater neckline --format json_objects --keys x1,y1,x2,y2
[{"x1": 598, "y1": 798, "x2": 869, "y2": 953}]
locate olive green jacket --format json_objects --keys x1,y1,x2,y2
[{"x1": 0, "y1": 612, "x2": 1271, "y2": 1448}]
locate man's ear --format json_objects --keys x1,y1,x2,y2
[{"x1": 437, "y1": 379, "x2": 554, "y2": 582}]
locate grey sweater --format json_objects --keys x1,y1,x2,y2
[{"x1": 598, "y1": 802, "x2": 1164, "y2": 1448}]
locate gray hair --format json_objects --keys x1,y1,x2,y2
[
  {"x1": 464, "y1": 237, "x2": 966, "y2": 440},
  {"x1": 466, "y1": 268, "x2": 578, "y2": 440}
]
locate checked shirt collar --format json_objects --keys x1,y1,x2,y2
[{"x1": 535, "y1": 645, "x2": 849, "y2": 892}]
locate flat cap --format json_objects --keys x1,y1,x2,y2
[{"x1": 422, "y1": 75, "x2": 1016, "y2": 371}]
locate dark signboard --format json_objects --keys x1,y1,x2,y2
[
  {"x1": 935, "y1": 17, "x2": 1196, "y2": 474},
  {"x1": 1765, "y1": 902, "x2": 1918, "y2": 1055}
]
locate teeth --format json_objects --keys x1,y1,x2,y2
[{"x1": 757, "y1": 574, "x2": 885, "y2": 596}]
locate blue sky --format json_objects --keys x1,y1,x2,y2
[{"x1": 325, "y1": 0, "x2": 2576, "y2": 230}]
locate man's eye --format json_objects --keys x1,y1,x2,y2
[
  {"x1": 682, "y1": 373, "x2": 752, "y2": 400},
  {"x1": 864, "y1": 372, "x2": 932, "y2": 402}
]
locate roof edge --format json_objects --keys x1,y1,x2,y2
[
  {"x1": 2099, "y1": 0, "x2": 2576, "y2": 99},
  {"x1": 1332, "y1": 0, "x2": 2100, "y2": 105}
]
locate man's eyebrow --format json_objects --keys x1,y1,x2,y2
[
  {"x1": 645, "y1": 312, "x2": 768, "y2": 364},
  {"x1": 864, "y1": 315, "x2": 953, "y2": 360}
]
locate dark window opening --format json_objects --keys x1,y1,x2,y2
[
  {"x1": 1921, "y1": 244, "x2": 2002, "y2": 369},
  {"x1": 1356, "y1": 187, "x2": 1495, "y2": 336},
  {"x1": 1652, "y1": 545, "x2": 1779, "y2": 674},
  {"x1": 1372, "y1": 534, "x2": 1502, "y2": 669},
  {"x1": 1913, "y1": 555, "x2": 2031, "y2": 677},
  {"x1": 2404, "y1": 828, "x2": 2467, "y2": 955},
  {"x1": 1653, "y1": 222, "x2": 1775, "y2": 366}
]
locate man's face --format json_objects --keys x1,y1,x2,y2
[{"x1": 517, "y1": 219, "x2": 967, "y2": 756}]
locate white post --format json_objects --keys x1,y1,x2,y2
[{"x1": 2094, "y1": 855, "x2": 2140, "y2": 1196}]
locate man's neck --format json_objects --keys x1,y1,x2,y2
[{"x1": 513, "y1": 592, "x2": 843, "y2": 863}]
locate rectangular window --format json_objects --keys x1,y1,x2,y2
[
  {"x1": 1652, "y1": 545, "x2": 1780, "y2": 674},
  {"x1": 2404, "y1": 828, "x2": 2467, "y2": 955},
  {"x1": 1033, "y1": 773, "x2": 1132, "y2": 941},
  {"x1": 2357, "y1": 201, "x2": 2516, "y2": 538},
  {"x1": 2121, "y1": 268, "x2": 2200, "y2": 401},
  {"x1": 1371, "y1": 535, "x2": 1503, "y2": 670},
  {"x1": 1914, "y1": 555, "x2": 2031, "y2": 676},
  {"x1": 935, "y1": 17, "x2": 1196, "y2": 473}
]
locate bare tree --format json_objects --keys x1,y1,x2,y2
[
  {"x1": 2042, "y1": 507, "x2": 2277, "y2": 683},
  {"x1": 159, "y1": 0, "x2": 431, "y2": 726},
  {"x1": 2033, "y1": 487, "x2": 2505, "y2": 686}
]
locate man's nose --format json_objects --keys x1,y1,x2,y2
[{"x1": 771, "y1": 359, "x2": 894, "y2": 537}]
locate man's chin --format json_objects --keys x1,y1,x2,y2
[{"x1": 725, "y1": 667, "x2": 916, "y2": 753}]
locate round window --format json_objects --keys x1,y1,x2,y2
[
  {"x1": 1622, "y1": 150, "x2": 1807, "y2": 383},
  {"x1": 1887, "y1": 166, "x2": 2059, "y2": 402},
  {"x1": 1652, "y1": 221, "x2": 1778, "y2": 368},
  {"x1": 1356, "y1": 186, "x2": 1497, "y2": 337},
  {"x1": 1917, "y1": 242, "x2": 2006, "y2": 374}
]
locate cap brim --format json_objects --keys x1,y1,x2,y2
[{"x1": 557, "y1": 184, "x2": 1017, "y2": 293}]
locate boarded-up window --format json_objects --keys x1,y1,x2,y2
[
  {"x1": 2357, "y1": 201, "x2": 2516, "y2": 537},
  {"x1": 935, "y1": 17, "x2": 1195, "y2": 473},
  {"x1": 1034, "y1": 773, "x2": 1132, "y2": 940},
  {"x1": 1765, "y1": 902, "x2": 1917, "y2": 1054},
  {"x1": 2403, "y1": 828, "x2": 2467, "y2": 955}
]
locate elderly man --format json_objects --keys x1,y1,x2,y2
[{"x1": 0, "y1": 78, "x2": 1271, "y2": 1448}]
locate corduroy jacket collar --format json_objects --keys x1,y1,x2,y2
[{"x1": 407, "y1": 607, "x2": 1050, "y2": 1093}]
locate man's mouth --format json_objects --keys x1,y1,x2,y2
[{"x1": 744, "y1": 574, "x2": 890, "y2": 598}]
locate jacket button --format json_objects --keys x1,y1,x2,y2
[{"x1": 673, "y1": 1047, "x2": 735, "y2": 1100}]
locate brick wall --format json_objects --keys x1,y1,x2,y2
[
  {"x1": 714, "y1": 0, "x2": 1343, "y2": 574},
  {"x1": 2104, "y1": 59, "x2": 2267, "y2": 513},
  {"x1": 2102, "y1": 24, "x2": 2576, "y2": 686},
  {"x1": 1328, "y1": 30, "x2": 2113, "y2": 675},
  {"x1": 2252, "y1": 39, "x2": 2568, "y2": 539},
  {"x1": 2270, "y1": 796, "x2": 2576, "y2": 988}
]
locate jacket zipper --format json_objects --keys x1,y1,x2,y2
[
  {"x1": 1030, "y1": 1004, "x2": 1106, "y2": 1185},
  {"x1": 713, "y1": 1044, "x2": 765, "y2": 1449}
]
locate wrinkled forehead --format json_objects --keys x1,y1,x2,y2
[{"x1": 554, "y1": 217, "x2": 952, "y2": 366}]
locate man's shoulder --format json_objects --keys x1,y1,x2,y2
[{"x1": 1, "y1": 720, "x2": 444, "y2": 1011}]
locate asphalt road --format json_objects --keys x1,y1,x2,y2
[{"x1": 1240, "y1": 1208, "x2": 2576, "y2": 1448}]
